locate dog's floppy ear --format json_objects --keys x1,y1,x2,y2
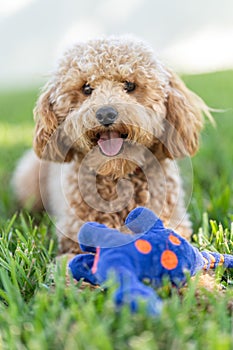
[
  {"x1": 33, "y1": 82, "x2": 74, "y2": 162},
  {"x1": 162, "y1": 71, "x2": 211, "y2": 158}
]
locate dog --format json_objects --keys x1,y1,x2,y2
[{"x1": 13, "y1": 36, "x2": 211, "y2": 256}]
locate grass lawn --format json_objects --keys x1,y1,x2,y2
[{"x1": 0, "y1": 71, "x2": 233, "y2": 349}]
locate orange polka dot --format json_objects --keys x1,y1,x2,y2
[
  {"x1": 135, "y1": 239, "x2": 152, "y2": 254},
  {"x1": 161, "y1": 250, "x2": 178, "y2": 270},
  {"x1": 169, "y1": 234, "x2": 181, "y2": 245}
]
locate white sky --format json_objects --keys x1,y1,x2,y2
[{"x1": 0, "y1": 0, "x2": 233, "y2": 88}]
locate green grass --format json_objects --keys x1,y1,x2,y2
[
  {"x1": 183, "y1": 71, "x2": 233, "y2": 230},
  {"x1": 0, "y1": 71, "x2": 233, "y2": 349}
]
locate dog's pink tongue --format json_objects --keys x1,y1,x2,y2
[{"x1": 97, "y1": 131, "x2": 123, "y2": 156}]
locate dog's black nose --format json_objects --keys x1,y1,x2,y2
[{"x1": 96, "y1": 106, "x2": 118, "y2": 126}]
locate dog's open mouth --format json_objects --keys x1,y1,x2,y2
[{"x1": 96, "y1": 131, "x2": 128, "y2": 157}]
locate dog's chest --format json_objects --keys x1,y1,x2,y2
[
  {"x1": 63, "y1": 159, "x2": 179, "y2": 230},
  {"x1": 65, "y1": 164, "x2": 151, "y2": 228}
]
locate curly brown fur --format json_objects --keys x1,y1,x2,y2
[{"x1": 13, "y1": 36, "x2": 211, "y2": 258}]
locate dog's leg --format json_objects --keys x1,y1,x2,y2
[
  {"x1": 56, "y1": 218, "x2": 84, "y2": 255},
  {"x1": 12, "y1": 149, "x2": 47, "y2": 211}
]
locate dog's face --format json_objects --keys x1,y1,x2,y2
[{"x1": 33, "y1": 36, "x2": 209, "y2": 177}]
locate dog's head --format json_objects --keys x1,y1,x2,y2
[{"x1": 33, "y1": 36, "x2": 210, "y2": 177}]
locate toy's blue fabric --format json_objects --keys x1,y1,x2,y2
[{"x1": 69, "y1": 207, "x2": 233, "y2": 315}]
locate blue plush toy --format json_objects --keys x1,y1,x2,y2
[{"x1": 69, "y1": 207, "x2": 233, "y2": 315}]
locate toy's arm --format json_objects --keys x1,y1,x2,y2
[
  {"x1": 79, "y1": 222, "x2": 108, "y2": 252},
  {"x1": 79, "y1": 222, "x2": 136, "y2": 250}
]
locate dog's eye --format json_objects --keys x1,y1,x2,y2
[
  {"x1": 82, "y1": 83, "x2": 93, "y2": 95},
  {"x1": 124, "y1": 81, "x2": 136, "y2": 93}
]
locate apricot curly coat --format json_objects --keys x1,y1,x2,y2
[{"x1": 13, "y1": 36, "x2": 210, "y2": 255}]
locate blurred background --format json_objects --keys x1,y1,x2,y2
[
  {"x1": 0, "y1": 0, "x2": 232, "y2": 230},
  {"x1": 0, "y1": 2, "x2": 233, "y2": 341},
  {"x1": 0, "y1": 0, "x2": 233, "y2": 88}
]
